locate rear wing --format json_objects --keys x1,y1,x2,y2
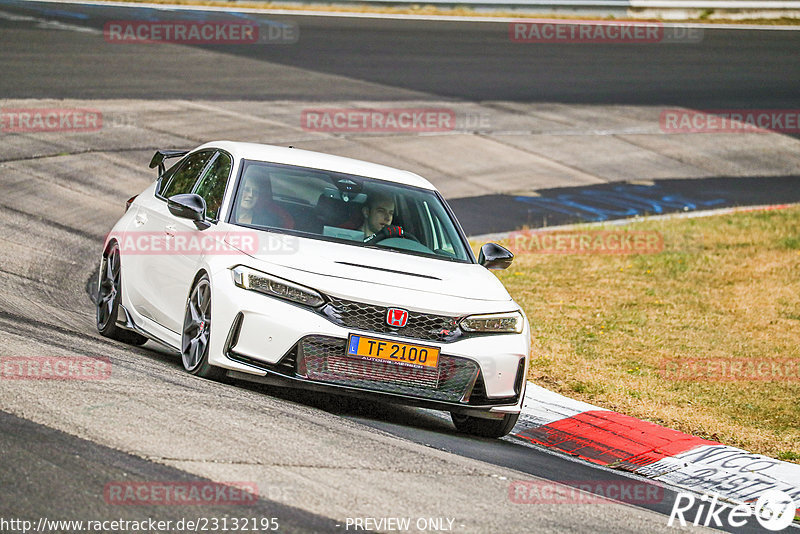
[{"x1": 149, "y1": 149, "x2": 189, "y2": 176}]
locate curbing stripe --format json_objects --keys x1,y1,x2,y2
[
  {"x1": 514, "y1": 380, "x2": 800, "y2": 516},
  {"x1": 642, "y1": 445, "x2": 800, "y2": 515},
  {"x1": 516, "y1": 410, "x2": 714, "y2": 467},
  {"x1": 518, "y1": 381, "x2": 609, "y2": 428}
]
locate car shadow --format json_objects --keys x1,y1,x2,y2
[{"x1": 129, "y1": 337, "x2": 460, "y2": 435}]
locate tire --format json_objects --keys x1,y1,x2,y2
[
  {"x1": 181, "y1": 275, "x2": 225, "y2": 380},
  {"x1": 450, "y1": 411, "x2": 520, "y2": 438},
  {"x1": 96, "y1": 242, "x2": 148, "y2": 346}
]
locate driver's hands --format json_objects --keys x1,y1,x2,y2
[
  {"x1": 364, "y1": 225, "x2": 403, "y2": 243},
  {"x1": 381, "y1": 225, "x2": 404, "y2": 239}
]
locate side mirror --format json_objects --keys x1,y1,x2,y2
[
  {"x1": 167, "y1": 194, "x2": 210, "y2": 230},
  {"x1": 478, "y1": 243, "x2": 514, "y2": 270}
]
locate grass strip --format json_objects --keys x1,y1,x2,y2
[{"x1": 488, "y1": 206, "x2": 800, "y2": 462}]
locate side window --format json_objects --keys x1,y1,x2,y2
[
  {"x1": 194, "y1": 152, "x2": 232, "y2": 220},
  {"x1": 160, "y1": 151, "x2": 213, "y2": 199},
  {"x1": 155, "y1": 161, "x2": 179, "y2": 196}
]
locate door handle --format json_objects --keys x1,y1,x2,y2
[
  {"x1": 134, "y1": 213, "x2": 147, "y2": 226},
  {"x1": 165, "y1": 225, "x2": 176, "y2": 238}
]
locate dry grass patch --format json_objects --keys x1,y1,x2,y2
[{"x1": 485, "y1": 206, "x2": 800, "y2": 461}]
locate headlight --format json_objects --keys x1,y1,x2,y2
[
  {"x1": 231, "y1": 266, "x2": 325, "y2": 308},
  {"x1": 460, "y1": 311, "x2": 524, "y2": 334}
]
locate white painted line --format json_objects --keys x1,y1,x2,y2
[
  {"x1": 180, "y1": 101, "x2": 306, "y2": 131},
  {"x1": 676, "y1": 445, "x2": 800, "y2": 486},
  {"x1": 0, "y1": 7, "x2": 101, "y2": 32},
  {"x1": 646, "y1": 448, "x2": 800, "y2": 509},
  {"x1": 15, "y1": 0, "x2": 800, "y2": 29},
  {"x1": 519, "y1": 381, "x2": 607, "y2": 427}
]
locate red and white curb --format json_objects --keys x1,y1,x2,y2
[{"x1": 512, "y1": 382, "x2": 800, "y2": 517}]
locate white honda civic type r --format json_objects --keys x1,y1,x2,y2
[{"x1": 97, "y1": 141, "x2": 530, "y2": 437}]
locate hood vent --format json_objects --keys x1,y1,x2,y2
[{"x1": 334, "y1": 261, "x2": 441, "y2": 280}]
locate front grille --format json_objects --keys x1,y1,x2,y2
[
  {"x1": 297, "y1": 335, "x2": 479, "y2": 403},
  {"x1": 322, "y1": 296, "x2": 462, "y2": 343}
]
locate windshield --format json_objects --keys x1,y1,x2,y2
[{"x1": 228, "y1": 160, "x2": 472, "y2": 263}]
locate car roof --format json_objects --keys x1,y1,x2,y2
[{"x1": 197, "y1": 141, "x2": 437, "y2": 191}]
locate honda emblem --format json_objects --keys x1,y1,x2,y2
[{"x1": 386, "y1": 308, "x2": 409, "y2": 328}]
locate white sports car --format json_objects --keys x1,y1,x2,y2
[{"x1": 97, "y1": 141, "x2": 530, "y2": 437}]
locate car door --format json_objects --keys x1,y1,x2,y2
[
  {"x1": 126, "y1": 150, "x2": 215, "y2": 333},
  {"x1": 158, "y1": 150, "x2": 234, "y2": 330}
]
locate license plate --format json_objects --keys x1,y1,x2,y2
[{"x1": 346, "y1": 334, "x2": 440, "y2": 369}]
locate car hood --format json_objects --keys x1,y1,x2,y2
[{"x1": 225, "y1": 232, "x2": 513, "y2": 305}]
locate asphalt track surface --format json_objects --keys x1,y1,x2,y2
[
  {"x1": 453, "y1": 175, "x2": 800, "y2": 235},
  {"x1": 0, "y1": 0, "x2": 798, "y2": 107},
  {"x1": 0, "y1": 410, "x2": 342, "y2": 532},
  {"x1": 1, "y1": 1, "x2": 798, "y2": 533}
]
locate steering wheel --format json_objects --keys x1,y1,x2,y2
[{"x1": 364, "y1": 226, "x2": 420, "y2": 245}]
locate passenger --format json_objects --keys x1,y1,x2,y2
[
  {"x1": 235, "y1": 168, "x2": 294, "y2": 229},
  {"x1": 235, "y1": 173, "x2": 261, "y2": 225}
]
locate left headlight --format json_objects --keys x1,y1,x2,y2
[
  {"x1": 460, "y1": 311, "x2": 524, "y2": 334},
  {"x1": 231, "y1": 265, "x2": 325, "y2": 308}
]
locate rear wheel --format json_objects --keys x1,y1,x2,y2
[
  {"x1": 181, "y1": 275, "x2": 224, "y2": 380},
  {"x1": 450, "y1": 412, "x2": 519, "y2": 438},
  {"x1": 96, "y1": 242, "x2": 148, "y2": 345}
]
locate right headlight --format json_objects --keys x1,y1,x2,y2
[
  {"x1": 231, "y1": 265, "x2": 325, "y2": 308},
  {"x1": 460, "y1": 311, "x2": 524, "y2": 334}
]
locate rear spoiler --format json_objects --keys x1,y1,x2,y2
[{"x1": 149, "y1": 149, "x2": 189, "y2": 176}]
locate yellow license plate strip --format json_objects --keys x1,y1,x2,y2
[{"x1": 346, "y1": 334, "x2": 440, "y2": 369}]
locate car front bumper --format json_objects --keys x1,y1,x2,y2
[{"x1": 208, "y1": 269, "x2": 530, "y2": 416}]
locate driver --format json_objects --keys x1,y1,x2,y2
[{"x1": 360, "y1": 191, "x2": 403, "y2": 242}]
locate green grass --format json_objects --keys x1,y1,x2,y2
[{"x1": 484, "y1": 206, "x2": 800, "y2": 461}]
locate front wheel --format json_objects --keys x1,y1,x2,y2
[
  {"x1": 181, "y1": 275, "x2": 224, "y2": 380},
  {"x1": 450, "y1": 412, "x2": 519, "y2": 438}
]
